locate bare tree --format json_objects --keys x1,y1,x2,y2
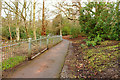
[
  {"x1": 33, "y1": 0, "x2": 36, "y2": 40},
  {"x1": 15, "y1": 0, "x2": 19, "y2": 41},
  {"x1": 41, "y1": 0, "x2": 46, "y2": 36},
  {"x1": 4, "y1": 9, "x2": 12, "y2": 40},
  {"x1": 29, "y1": 0, "x2": 32, "y2": 28},
  {"x1": 54, "y1": 1, "x2": 82, "y2": 21},
  {"x1": 4, "y1": 0, "x2": 30, "y2": 38},
  {"x1": 24, "y1": 0, "x2": 29, "y2": 38}
]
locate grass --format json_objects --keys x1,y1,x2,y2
[{"x1": 1, "y1": 56, "x2": 26, "y2": 70}]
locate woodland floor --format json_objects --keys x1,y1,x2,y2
[{"x1": 61, "y1": 35, "x2": 120, "y2": 79}]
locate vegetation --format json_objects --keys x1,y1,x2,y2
[
  {"x1": 84, "y1": 44, "x2": 118, "y2": 72},
  {"x1": 70, "y1": 27, "x2": 81, "y2": 38},
  {"x1": 79, "y1": 2, "x2": 119, "y2": 45},
  {"x1": 61, "y1": 38, "x2": 119, "y2": 78},
  {"x1": 1, "y1": 56, "x2": 26, "y2": 70},
  {"x1": 1, "y1": 0, "x2": 120, "y2": 78}
]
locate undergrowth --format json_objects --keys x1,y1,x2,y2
[{"x1": 1, "y1": 56, "x2": 26, "y2": 70}]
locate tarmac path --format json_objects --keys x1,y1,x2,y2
[{"x1": 8, "y1": 40, "x2": 69, "y2": 78}]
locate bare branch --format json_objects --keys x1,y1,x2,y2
[{"x1": 53, "y1": 4, "x2": 78, "y2": 20}]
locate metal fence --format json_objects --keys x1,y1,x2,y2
[
  {"x1": 0, "y1": 35, "x2": 62, "y2": 76},
  {"x1": 1, "y1": 35, "x2": 62, "y2": 78},
  {"x1": 1, "y1": 35, "x2": 62, "y2": 61},
  {"x1": 0, "y1": 35, "x2": 62, "y2": 78}
]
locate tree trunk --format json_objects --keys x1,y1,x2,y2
[
  {"x1": 16, "y1": 27, "x2": 19, "y2": 40},
  {"x1": 24, "y1": 19, "x2": 29, "y2": 38},
  {"x1": 15, "y1": 0, "x2": 20, "y2": 41},
  {"x1": 60, "y1": 16, "x2": 62, "y2": 36},
  {"x1": 24, "y1": 0, "x2": 29, "y2": 38},
  {"x1": 33, "y1": 0, "x2": 36, "y2": 40},
  {"x1": 60, "y1": 28, "x2": 62, "y2": 36},
  {"x1": 8, "y1": 19, "x2": 12, "y2": 40},
  {"x1": 41, "y1": 0, "x2": 46, "y2": 36},
  {"x1": 29, "y1": 0, "x2": 32, "y2": 28}
]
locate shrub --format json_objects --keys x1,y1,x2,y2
[
  {"x1": 86, "y1": 40, "x2": 97, "y2": 47},
  {"x1": 2, "y1": 26, "x2": 16, "y2": 40},
  {"x1": 81, "y1": 44, "x2": 85, "y2": 48},
  {"x1": 86, "y1": 41, "x2": 92, "y2": 47},
  {"x1": 71, "y1": 27, "x2": 80, "y2": 38},
  {"x1": 62, "y1": 26, "x2": 71, "y2": 36},
  {"x1": 79, "y1": 2, "x2": 119, "y2": 42},
  {"x1": 91, "y1": 41, "x2": 97, "y2": 47}
]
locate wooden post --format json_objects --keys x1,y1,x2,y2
[
  {"x1": 60, "y1": 35, "x2": 62, "y2": 41},
  {"x1": 53, "y1": 37, "x2": 54, "y2": 45},
  {"x1": 28, "y1": 38, "x2": 32, "y2": 60},
  {"x1": 40, "y1": 36, "x2": 41, "y2": 49},
  {"x1": 47, "y1": 35, "x2": 49, "y2": 49}
]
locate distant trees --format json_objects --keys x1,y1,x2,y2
[
  {"x1": 3, "y1": 0, "x2": 40, "y2": 40},
  {"x1": 54, "y1": 1, "x2": 82, "y2": 21},
  {"x1": 2, "y1": 0, "x2": 119, "y2": 41},
  {"x1": 4, "y1": 0, "x2": 30, "y2": 39},
  {"x1": 4, "y1": 10, "x2": 12, "y2": 40},
  {"x1": 2, "y1": 0, "x2": 54, "y2": 40},
  {"x1": 54, "y1": 1, "x2": 119, "y2": 40},
  {"x1": 53, "y1": 1, "x2": 82, "y2": 37},
  {"x1": 52, "y1": 14, "x2": 62, "y2": 35}
]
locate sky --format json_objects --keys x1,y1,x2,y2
[{"x1": 1, "y1": 0, "x2": 118, "y2": 20}]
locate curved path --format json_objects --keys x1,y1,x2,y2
[{"x1": 8, "y1": 40, "x2": 69, "y2": 78}]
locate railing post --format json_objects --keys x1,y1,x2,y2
[
  {"x1": 47, "y1": 35, "x2": 49, "y2": 49},
  {"x1": 40, "y1": 36, "x2": 42, "y2": 48},
  {"x1": 60, "y1": 35, "x2": 62, "y2": 41},
  {"x1": 53, "y1": 37, "x2": 54, "y2": 45},
  {"x1": 28, "y1": 38, "x2": 32, "y2": 60}
]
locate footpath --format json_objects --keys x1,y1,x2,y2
[{"x1": 8, "y1": 40, "x2": 69, "y2": 78}]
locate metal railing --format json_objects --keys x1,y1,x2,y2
[
  {"x1": 1, "y1": 35, "x2": 62, "y2": 61},
  {"x1": 1, "y1": 35, "x2": 62, "y2": 78}
]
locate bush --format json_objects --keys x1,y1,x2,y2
[
  {"x1": 2, "y1": 26, "x2": 16, "y2": 40},
  {"x1": 86, "y1": 35, "x2": 102, "y2": 47},
  {"x1": 71, "y1": 27, "x2": 80, "y2": 38},
  {"x1": 20, "y1": 27, "x2": 27, "y2": 39},
  {"x1": 110, "y1": 23, "x2": 120, "y2": 40},
  {"x1": 86, "y1": 40, "x2": 97, "y2": 47},
  {"x1": 62, "y1": 26, "x2": 71, "y2": 36},
  {"x1": 79, "y1": 2, "x2": 119, "y2": 42},
  {"x1": 86, "y1": 41, "x2": 92, "y2": 47},
  {"x1": 81, "y1": 44, "x2": 85, "y2": 48}
]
